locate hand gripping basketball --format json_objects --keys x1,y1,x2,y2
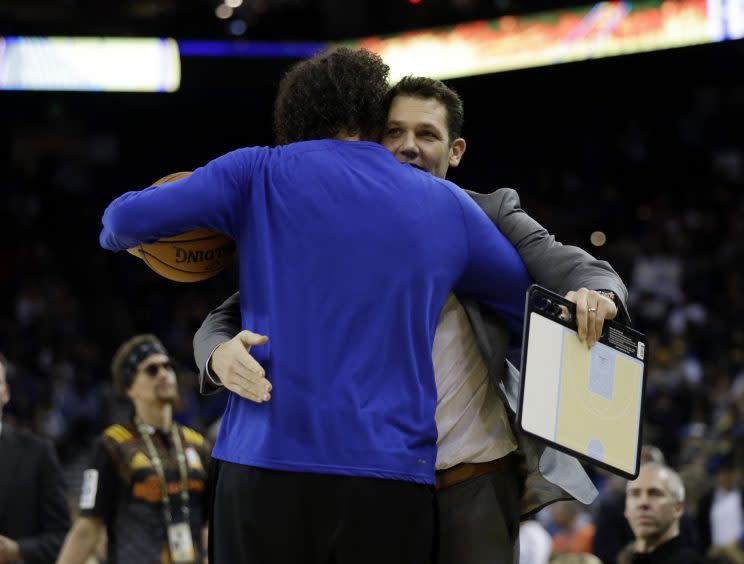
[{"x1": 127, "y1": 171, "x2": 236, "y2": 282}]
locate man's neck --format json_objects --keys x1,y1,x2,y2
[
  {"x1": 135, "y1": 402, "x2": 173, "y2": 432},
  {"x1": 634, "y1": 526, "x2": 679, "y2": 554}
]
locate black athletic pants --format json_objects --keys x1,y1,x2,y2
[{"x1": 210, "y1": 461, "x2": 436, "y2": 564}]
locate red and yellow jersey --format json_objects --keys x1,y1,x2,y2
[{"x1": 79, "y1": 422, "x2": 211, "y2": 564}]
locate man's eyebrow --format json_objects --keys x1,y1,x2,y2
[
  {"x1": 627, "y1": 485, "x2": 666, "y2": 494},
  {"x1": 384, "y1": 119, "x2": 445, "y2": 135},
  {"x1": 417, "y1": 122, "x2": 445, "y2": 132}
]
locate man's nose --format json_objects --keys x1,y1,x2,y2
[
  {"x1": 635, "y1": 494, "x2": 651, "y2": 507},
  {"x1": 399, "y1": 132, "x2": 419, "y2": 159}
]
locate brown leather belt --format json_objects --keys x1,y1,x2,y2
[{"x1": 435, "y1": 454, "x2": 514, "y2": 491}]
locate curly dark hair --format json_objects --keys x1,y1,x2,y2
[
  {"x1": 385, "y1": 76, "x2": 465, "y2": 142},
  {"x1": 274, "y1": 47, "x2": 390, "y2": 144}
]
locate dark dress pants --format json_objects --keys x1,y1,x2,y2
[
  {"x1": 436, "y1": 460, "x2": 522, "y2": 564},
  {"x1": 211, "y1": 460, "x2": 436, "y2": 564}
]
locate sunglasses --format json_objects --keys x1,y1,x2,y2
[{"x1": 141, "y1": 361, "x2": 174, "y2": 378}]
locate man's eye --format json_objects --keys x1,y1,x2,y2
[
  {"x1": 385, "y1": 128, "x2": 401, "y2": 136},
  {"x1": 420, "y1": 131, "x2": 437, "y2": 139}
]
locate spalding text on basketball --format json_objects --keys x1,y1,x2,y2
[{"x1": 175, "y1": 246, "x2": 234, "y2": 265}]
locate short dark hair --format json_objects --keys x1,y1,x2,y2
[
  {"x1": 111, "y1": 334, "x2": 167, "y2": 397},
  {"x1": 0, "y1": 353, "x2": 7, "y2": 372},
  {"x1": 274, "y1": 47, "x2": 390, "y2": 145},
  {"x1": 386, "y1": 76, "x2": 465, "y2": 142}
]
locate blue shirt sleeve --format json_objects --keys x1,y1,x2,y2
[
  {"x1": 446, "y1": 184, "x2": 533, "y2": 333},
  {"x1": 100, "y1": 148, "x2": 261, "y2": 251}
]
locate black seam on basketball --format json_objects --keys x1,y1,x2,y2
[{"x1": 139, "y1": 249, "x2": 227, "y2": 274}]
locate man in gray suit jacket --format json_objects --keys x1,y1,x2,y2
[{"x1": 194, "y1": 77, "x2": 629, "y2": 563}]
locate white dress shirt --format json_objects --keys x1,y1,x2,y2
[{"x1": 433, "y1": 294, "x2": 517, "y2": 470}]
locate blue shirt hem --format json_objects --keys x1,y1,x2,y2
[{"x1": 211, "y1": 447, "x2": 434, "y2": 485}]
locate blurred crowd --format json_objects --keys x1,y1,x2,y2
[{"x1": 1, "y1": 48, "x2": 743, "y2": 562}]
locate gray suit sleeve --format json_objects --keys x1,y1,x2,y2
[
  {"x1": 193, "y1": 291, "x2": 242, "y2": 395},
  {"x1": 466, "y1": 188, "x2": 630, "y2": 322}
]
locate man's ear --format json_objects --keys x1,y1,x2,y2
[{"x1": 449, "y1": 138, "x2": 466, "y2": 168}]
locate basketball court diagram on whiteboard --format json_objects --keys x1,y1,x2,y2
[{"x1": 518, "y1": 286, "x2": 647, "y2": 478}]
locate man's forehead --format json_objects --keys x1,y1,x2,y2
[
  {"x1": 628, "y1": 467, "x2": 668, "y2": 491},
  {"x1": 387, "y1": 96, "x2": 448, "y2": 127}
]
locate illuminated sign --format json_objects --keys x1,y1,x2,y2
[{"x1": 0, "y1": 37, "x2": 180, "y2": 92}]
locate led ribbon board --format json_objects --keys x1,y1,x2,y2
[{"x1": 343, "y1": 0, "x2": 744, "y2": 81}]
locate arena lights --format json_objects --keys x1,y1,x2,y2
[
  {"x1": 590, "y1": 231, "x2": 607, "y2": 247},
  {"x1": 215, "y1": 4, "x2": 233, "y2": 19},
  {"x1": 229, "y1": 20, "x2": 248, "y2": 36},
  {"x1": 177, "y1": 40, "x2": 326, "y2": 58},
  {"x1": 0, "y1": 37, "x2": 180, "y2": 92}
]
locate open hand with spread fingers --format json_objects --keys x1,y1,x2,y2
[{"x1": 210, "y1": 330, "x2": 272, "y2": 403}]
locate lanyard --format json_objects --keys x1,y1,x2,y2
[{"x1": 135, "y1": 417, "x2": 190, "y2": 524}]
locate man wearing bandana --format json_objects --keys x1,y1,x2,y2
[{"x1": 57, "y1": 335, "x2": 211, "y2": 564}]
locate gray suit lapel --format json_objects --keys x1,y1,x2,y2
[{"x1": 460, "y1": 297, "x2": 510, "y2": 386}]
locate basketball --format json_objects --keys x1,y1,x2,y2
[{"x1": 126, "y1": 171, "x2": 236, "y2": 282}]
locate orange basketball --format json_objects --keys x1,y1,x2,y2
[{"x1": 126, "y1": 171, "x2": 236, "y2": 282}]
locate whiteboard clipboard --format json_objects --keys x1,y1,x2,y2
[{"x1": 517, "y1": 285, "x2": 648, "y2": 479}]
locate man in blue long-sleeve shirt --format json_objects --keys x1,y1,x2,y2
[{"x1": 100, "y1": 47, "x2": 532, "y2": 564}]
